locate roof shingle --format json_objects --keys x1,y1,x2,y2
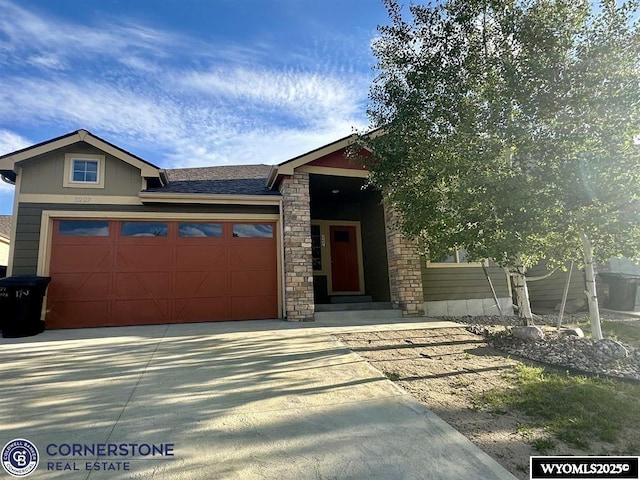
[
  {"x1": 146, "y1": 164, "x2": 279, "y2": 196},
  {"x1": 0, "y1": 215, "x2": 11, "y2": 240}
]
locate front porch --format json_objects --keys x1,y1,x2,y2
[{"x1": 273, "y1": 136, "x2": 426, "y2": 321}]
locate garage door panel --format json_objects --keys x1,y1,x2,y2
[
  {"x1": 116, "y1": 246, "x2": 171, "y2": 272},
  {"x1": 176, "y1": 246, "x2": 226, "y2": 271},
  {"x1": 111, "y1": 299, "x2": 170, "y2": 324},
  {"x1": 51, "y1": 246, "x2": 112, "y2": 273},
  {"x1": 51, "y1": 236, "x2": 112, "y2": 247},
  {"x1": 229, "y1": 245, "x2": 276, "y2": 269},
  {"x1": 47, "y1": 301, "x2": 111, "y2": 329},
  {"x1": 114, "y1": 272, "x2": 171, "y2": 298},
  {"x1": 230, "y1": 270, "x2": 277, "y2": 295},
  {"x1": 174, "y1": 271, "x2": 227, "y2": 297},
  {"x1": 231, "y1": 296, "x2": 278, "y2": 320},
  {"x1": 174, "y1": 297, "x2": 228, "y2": 322},
  {"x1": 48, "y1": 272, "x2": 111, "y2": 300}
]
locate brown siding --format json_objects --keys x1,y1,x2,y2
[
  {"x1": 360, "y1": 192, "x2": 390, "y2": 302},
  {"x1": 422, "y1": 263, "x2": 510, "y2": 301},
  {"x1": 527, "y1": 261, "x2": 584, "y2": 308},
  {"x1": 19, "y1": 142, "x2": 142, "y2": 196},
  {"x1": 308, "y1": 147, "x2": 370, "y2": 170},
  {"x1": 10, "y1": 202, "x2": 280, "y2": 276}
]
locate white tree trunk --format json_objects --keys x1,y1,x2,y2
[
  {"x1": 512, "y1": 256, "x2": 533, "y2": 325},
  {"x1": 582, "y1": 233, "x2": 603, "y2": 340}
]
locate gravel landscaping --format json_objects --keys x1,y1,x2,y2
[{"x1": 455, "y1": 313, "x2": 640, "y2": 381}]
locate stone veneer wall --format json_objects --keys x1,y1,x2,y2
[
  {"x1": 383, "y1": 204, "x2": 425, "y2": 316},
  {"x1": 279, "y1": 172, "x2": 315, "y2": 321}
]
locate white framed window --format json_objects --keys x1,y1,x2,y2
[
  {"x1": 427, "y1": 249, "x2": 482, "y2": 268},
  {"x1": 63, "y1": 153, "x2": 105, "y2": 188}
]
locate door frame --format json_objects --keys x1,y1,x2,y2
[{"x1": 311, "y1": 220, "x2": 365, "y2": 296}]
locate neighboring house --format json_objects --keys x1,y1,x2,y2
[
  {"x1": 528, "y1": 257, "x2": 640, "y2": 313},
  {"x1": 0, "y1": 214, "x2": 10, "y2": 277},
  {"x1": 0, "y1": 129, "x2": 513, "y2": 329},
  {"x1": 527, "y1": 260, "x2": 585, "y2": 312}
]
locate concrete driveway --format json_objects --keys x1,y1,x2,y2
[{"x1": 0, "y1": 318, "x2": 516, "y2": 479}]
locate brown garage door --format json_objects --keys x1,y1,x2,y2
[{"x1": 47, "y1": 219, "x2": 278, "y2": 329}]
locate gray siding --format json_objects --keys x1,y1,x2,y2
[
  {"x1": 10, "y1": 202, "x2": 280, "y2": 276},
  {"x1": 360, "y1": 192, "x2": 390, "y2": 302},
  {"x1": 12, "y1": 204, "x2": 42, "y2": 275},
  {"x1": 527, "y1": 261, "x2": 584, "y2": 309},
  {"x1": 19, "y1": 142, "x2": 143, "y2": 196},
  {"x1": 422, "y1": 263, "x2": 510, "y2": 301}
]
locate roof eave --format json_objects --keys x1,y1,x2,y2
[
  {"x1": 0, "y1": 129, "x2": 162, "y2": 180},
  {"x1": 267, "y1": 165, "x2": 279, "y2": 190},
  {"x1": 139, "y1": 191, "x2": 282, "y2": 206},
  {"x1": 267, "y1": 127, "x2": 382, "y2": 190}
]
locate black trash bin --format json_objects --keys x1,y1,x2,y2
[
  {"x1": 599, "y1": 272, "x2": 639, "y2": 311},
  {"x1": 0, "y1": 276, "x2": 51, "y2": 338}
]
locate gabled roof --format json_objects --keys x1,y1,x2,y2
[
  {"x1": 0, "y1": 129, "x2": 162, "y2": 183},
  {"x1": 267, "y1": 128, "x2": 382, "y2": 189},
  {"x1": 0, "y1": 215, "x2": 11, "y2": 241},
  {"x1": 147, "y1": 164, "x2": 278, "y2": 196}
]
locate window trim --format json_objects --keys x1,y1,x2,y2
[
  {"x1": 63, "y1": 153, "x2": 106, "y2": 189},
  {"x1": 426, "y1": 249, "x2": 483, "y2": 268}
]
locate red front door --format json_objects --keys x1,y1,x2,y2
[{"x1": 330, "y1": 225, "x2": 360, "y2": 292}]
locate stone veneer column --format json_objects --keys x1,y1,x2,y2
[
  {"x1": 279, "y1": 171, "x2": 315, "y2": 321},
  {"x1": 383, "y1": 203, "x2": 425, "y2": 317}
]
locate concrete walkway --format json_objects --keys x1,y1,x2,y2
[{"x1": 0, "y1": 317, "x2": 516, "y2": 479}]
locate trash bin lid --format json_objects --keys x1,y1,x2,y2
[
  {"x1": 598, "y1": 272, "x2": 640, "y2": 282},
  {"x1": 0, "y1": 275, "x2": 51, "y2": 287}
]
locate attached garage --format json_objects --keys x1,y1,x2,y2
[{"x1": 47, "y1": 219, "x2": 278, "y2": 329}]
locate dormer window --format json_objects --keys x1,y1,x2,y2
[{"x1": 63, "y1": 153, "x2": 105, "y2": 188}]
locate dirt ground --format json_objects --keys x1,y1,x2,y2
[{"x1": 334, "y1": 327, "x2": 590, "y2": 480}]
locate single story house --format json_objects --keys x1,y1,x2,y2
[
  {"x1": 0, "y1": 215, "x2": 10, "y2": 277},
  {"x1": 0, "y1": 129, "x2": 514, "y2": 329}
]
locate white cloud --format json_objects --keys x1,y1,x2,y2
[
  {"x1": 0, "y1": 1, "x2": 185, "y2": 70},
  {"x1": 0, "y1": 78, "x2": 185, "y2": 143},
  {"x1": 167, "y1": 122, "x2": 363, "y2": 168},
  {"x1": 0, "y1": 66, "x2": 367, "y2": 167},
  {"x1": 0, "y1": 129, "x2": 27, "y2": 200},
  {"x1": 0, "y1": 0, "x2": 374, "y2": 171},
  {"x1": 0, "y1": 0, "x2": 271, "y2": 72},
  {"x1": 179, "y1": 67, "x2": 366, "y2": 118},
  {"x1": 0, "y1": 129, "x2": 30, "y2": 155}
]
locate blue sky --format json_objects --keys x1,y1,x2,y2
[{"x1": 0, "y1": 0, "x2": 391, "y2": 214}]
